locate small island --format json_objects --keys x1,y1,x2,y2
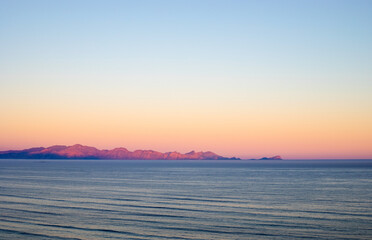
[{"x1": 249, "y1": 155, "x2": 283, "y2": 160}]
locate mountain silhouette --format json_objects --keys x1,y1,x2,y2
[{"x1": 0, "y1": 144, "x2": 240, "y2": 160}]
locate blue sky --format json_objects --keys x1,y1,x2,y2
[{"x1": 2, "y1": 0, "x2": 371, "y2": 79}]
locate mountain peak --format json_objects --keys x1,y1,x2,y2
[
  {"x1": 186, "y1": 151, "x2": 196, "y2": 155},
  {"x1": 46, "y1": 145, "x2": 67, "y2": 151},
  {"x1": 70, "y1": 144, "x2": 85, "y2": 148}
]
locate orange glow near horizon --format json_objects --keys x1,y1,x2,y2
[{"x1": 1, "y1": 92, "x2": 371, "y2": 159}]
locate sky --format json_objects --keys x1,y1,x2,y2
[{"x1": 0, "y1": 0, "x2": 371, "y2": 159}]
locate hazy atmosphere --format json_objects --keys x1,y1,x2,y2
[{"x1": 1, "y1": 0, "x2": 371, "y2": 159}]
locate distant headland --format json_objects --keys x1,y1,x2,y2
[
  {"x1": 0, "y1": 144, "x2": 282, "y2": 160},
  {"x1": 0, "y1": 144, "x2": 238, "y2": 160}
]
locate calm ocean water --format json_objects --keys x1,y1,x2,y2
[{"x1": 0, "y1": 160, "x2": 371, "y2": 240}]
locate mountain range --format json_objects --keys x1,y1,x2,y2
[{"x1": 0, "y1": 144, "x2": 242, "y2": 160}]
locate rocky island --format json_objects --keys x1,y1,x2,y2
[{"x1": 248, "y1": 155, "x2": 283, "y2": 160}]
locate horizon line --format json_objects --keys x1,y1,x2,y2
[{"x1": 0, "y1": 143, "x2": 371, "y2": 160}]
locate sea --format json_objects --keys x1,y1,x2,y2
[{"x1": 0, "y1": 159, "x2": 371, "y2": 240}]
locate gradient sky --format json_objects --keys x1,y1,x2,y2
[{"x1": 1, "y1": 0, "x2": 371, "y2": 159}]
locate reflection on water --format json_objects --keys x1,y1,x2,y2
[{"x1": 0, "y1": 160, "x2": 371, "y2": 239}]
